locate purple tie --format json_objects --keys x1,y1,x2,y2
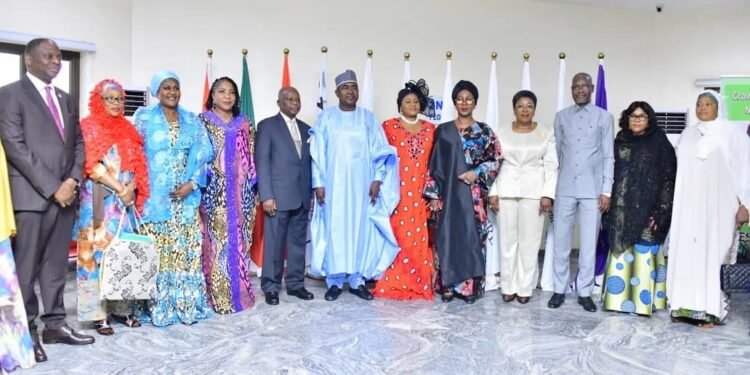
[{"x1": 44, "y1": 86, "x2": 64, "y2": 138}]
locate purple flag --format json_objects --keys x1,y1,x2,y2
[
  {"x1": 593, "y1": 60, "x2": 608, "y2": 280},
  {"x1": 595, "y1": 62, "x2": 607, "y2": 110}
]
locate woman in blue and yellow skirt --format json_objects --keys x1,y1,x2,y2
[{"x1": 602, "y1": 101, "x2": 676, "y2": 316}]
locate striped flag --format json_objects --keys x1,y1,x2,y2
[
  {"x1": 521, "y1": 58, "x2": 531, "y2": 90},
  {"x1": 439, "y1": 57, "x2": 454, "y2": 123},
  {"x1": 281, "y1": 51, "x2": 291, "y2": 88},
  {"x1": 361, "y1": 53, "x2": 374, "y2": 112},
  {"x1": 484, "y1": 55, "x2": 500, "y2": 291},
  {"x1": 403, "y1": 57, "x2": 411, "y2": 84},
  {"x1": 201, "y1": 54, "x2": 212, "y2": 111},
  {"x1": 317, "y1": 49, "x2": 328, "y2": 112}
]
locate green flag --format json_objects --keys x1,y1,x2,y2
[{"x1": 240, "y1": 55, "x2": 255, "y2": 125}]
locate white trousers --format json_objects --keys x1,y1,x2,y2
[{"x1": 498, "y1": 198, "x2": 545, "y2": 297}]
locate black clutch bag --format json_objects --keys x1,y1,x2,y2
[{"x1": 720, "y1": 263, "x2": 750, "y2": 294}]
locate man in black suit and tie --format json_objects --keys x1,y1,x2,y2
[
  {"x1": 0, "y1": 38, "x2": 94, "y2": 363},
  {"x1": 256, "y1": 86, "x2": 315, "y2": 305}
]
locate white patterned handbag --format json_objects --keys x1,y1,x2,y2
[{"x1": 100, "y1": 208, "x2": 159, "y2": 300}]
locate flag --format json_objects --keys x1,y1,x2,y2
[
  {"x1": 361, "y1": 54, "x2": 374, "y2": 112},
  {"x1": 595, "y1": 59, "x2": 607, "y2": 110},
  {"x1": 593, "y1": 57, "x2": 609, "y2": 289},
  {"x1": 240, "y1": 54, "x2": 256, "y2": 125},
  {"x1": 403, "y1": 58, "x2": 411, "y2": 84},
  {"x1": 241, "y1": 52, "x2": 262, "y2": 275},
  {"x1": 281, "y1": 52, "x2": 291, "y2": 88},
  {"x1": 484, "y1": 56, "x2": 500, "y2": 291},
  {"x1": 540, "y1": 54, "x2": 567, "y2": 292},
  {"x1": 440, "y1": 58, "x2": 454, "y2": 123},
  {"x1": 201, "y1": 54, "x2": 212, "y2": 111},
  {"x1": 556, "y1": 56, "x2": 567, "y2": 111},
  {"x1": 316, "y1": 50, "x2": 328, "y2": 112},
  {"x1": 521, "y1": 59, "x2": 531, "y2": 90}
]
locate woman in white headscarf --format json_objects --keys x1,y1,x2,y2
[{"x1": 667, "y1": 90, "x2": 750, "y2": 327}]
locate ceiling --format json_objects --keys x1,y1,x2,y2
[{"x1": 531, "y1": 0, "x2": 750, "y2": 12}]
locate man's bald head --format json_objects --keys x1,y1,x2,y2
[
  {"x1": 571, "y1": 72, "x2": 594, "y2": 106},
  {"x1": 278, "y1": 86, "x2": 301, "y2": 118}
]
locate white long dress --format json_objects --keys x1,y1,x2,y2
[{"x1": 666, "y1": 123, "x2": 750, "y2": 322}]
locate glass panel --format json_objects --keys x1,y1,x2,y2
[
  {"x1": 54, "y1": 60, "x2": 71, "y2": 92},
  {"x1": 0, "y1": 52, "x2": 20, "y2": 87}
]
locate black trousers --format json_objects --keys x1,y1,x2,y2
[
  {"x1": 13, "y1": 204, "x2": 76, "y2": 333},
  {"x1": 260, "y1": 206, "x2": 308, "y2": 293}
]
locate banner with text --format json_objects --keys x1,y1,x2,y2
[{"x1": 721, "y1": 76, "x2": 750, "y2": 121}]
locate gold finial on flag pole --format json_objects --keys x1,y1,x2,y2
[
  {"x1": 598, "y1": 52, "x2": 605, "y2": 59},
  {"x1": 523, "y1": 53, "x2": 530, "y2": 61},
  {"x1": 207, "y1": 49, "x2": 213, "y2": 57},
  {"x1": 242, "y1": 48, "x2": 248, "y2": 56},
  {"x1": 283, "y1": 48, "x2": 289, "y2": 55},
  {"x1": 404, "y1": 52, "x2": 410, "y2": 60},
  {"x1": 367, "y1": 49, "x2": 373, "y2": 57},
  {"x1": 559, "y1": 52, "x2": 566, "y2": 59},
  {"x1": 321, "y1": 46, "x2": 328, "y2": 53},
  {"x1": 446, "y1": 51, "x2": 452, "y2": 59},
  {"x1": 491, "y1": 52, "x2": 497, "y2": 60}
]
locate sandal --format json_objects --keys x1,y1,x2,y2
[
  {"x1": 112, "y1": 314, "x2": 142, "y2": 328},
  {"x1": 697, "y1": 322, "x2": 715, "y2": 329},
  {"x1": 517, "y1": 296, "x2": 530, "y2": 304},
  {"x1": 94, "y1": 320, "x2": 114, "y2": 336},
  {"x1": 502, "y1": 294, "x2": 516, "y2": 303}
]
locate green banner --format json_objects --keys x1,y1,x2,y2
[{"x1": 721, "y1": 76, "x2": 750, "y2": 121}]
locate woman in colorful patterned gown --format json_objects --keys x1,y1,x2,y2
[
  {"x1": 374, "y1": 80, "x2": 436, "y2": 301},
  {"x1": 601, "y1": 101, "x2": 675, "y2": 316},
  {"x1": 0, "y1": 142, "x2": 35, "y2": 371},
  {"x1": 76, "y1": 79, "x2": 150, "y2": 334},
  {"x1": 425, "y1": 80, "x2": 502, "y2": 304},
  {"x1": 133, "y1": 70, "x2": 213, "y2": 326},
  {"x1": 199, "y1": 77, "x2": 256, "y2": 314}
]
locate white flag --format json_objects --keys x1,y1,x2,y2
[
  {"x1": 403, "y1": 59, "x2": 411, "y2": 84},
  {"x1": 556, "y1": 57, "x2": 567, "y2": 111},
  {"x1": 540, "y1": 55, "x2": 568, "y2": 292},
  {"x1": 522, "y1": 60, "x2": 531, "y2": 90},
  {"x1": 316, "y1": 51, "x2": 328, "y2": 112},
  {"x1": 440, "y1": 58, "x2": 454, "y2": 123},
  {"x1": 484, "y1": 57, "x2": 501, "y2": 290},
  {"x1": 361, "y1": 55, "x2": 374, "y2": 112}
]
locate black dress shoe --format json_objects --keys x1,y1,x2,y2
[
  {"x1": 265, "y1": 292, "x2": 280, "y2": 305},
  {"x1": 349, "y1": 285, "x2": 374, "y2": 301},
  {"x1": 287, "y1": 287, "x2": 314, "y2": 300},
  {"x1": 324, "y1": 286, "x2": 342, "y2": 301},
  {"x1": 32, "y1": 341, "x2": 47, "y2": 363},
  {"x1": 548, "y1": 293, "x2": 565, "y2": 308},
  {"x1": 42, "y1": 326, "x2": 95, "y2": 345},
  {"x1": 578, "y1": 296, "x2": 597, "y2": 312}
]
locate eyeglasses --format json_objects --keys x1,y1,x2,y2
[
  {"x1": 455, "y1": 98, "x2": 475, "y2": 104},
  {"x1": 515, "y1": 104, "x2": 535, "y2": 110},
  {"x1": 628, "y1": 114, "x2": 648, "y2": 121},
  {"x1": 103, "y1": 96, "x2": 126, "y2": 104}
]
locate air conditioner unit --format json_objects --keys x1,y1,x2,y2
[
  {"x1": 655, "y1": 108, "x2": 688, "y2": 146},
  {"x1": 124, "y1": 86, "x2": 149, "y2": 118}
]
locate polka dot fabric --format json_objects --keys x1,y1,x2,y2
[{"x1": 374, "y1": 118, "x2": 436, "y2": 301}]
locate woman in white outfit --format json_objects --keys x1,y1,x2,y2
[
  {"x1": 489, "y1": 90, "x2": 558, "y2": 304},
  {"x1": 666, "y1": 90, "x2": 750, "y2": 327}
]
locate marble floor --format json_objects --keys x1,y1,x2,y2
[{"x1": 16, "y1": 270, "x2": 750, "y2": 375}]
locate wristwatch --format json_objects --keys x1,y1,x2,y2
[{"x1": 191, "y1": 181, "x2": 198, "y2": 191}]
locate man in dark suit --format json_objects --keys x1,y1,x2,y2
[
  {"x1": 0, "y1": 38, "x2": 94, "y2": 363},
  {"x1": 255, "y1": 86, "x2": 314, "y2": 305}
]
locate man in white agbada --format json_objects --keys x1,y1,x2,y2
[
  {"x1": 309, "y1": 69, "x2": 400, "y2": 302},
  {"x1": 666, "y1": 90, "x2": 750, "y2": 326}
]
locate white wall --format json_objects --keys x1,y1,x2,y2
[
  {"x1": 2, "y1": 0, "x2": 133, "y2": 113},
  {"x1": 3, "y1": 0, "x2": 748, "y2": 125},
  {"x1": 130, "y1": 0, "x2": 750, "y2": 125}
]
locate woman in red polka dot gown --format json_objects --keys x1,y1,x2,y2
[{"x1": 374, "y1": 80, "x2": 436, "y2": 300}]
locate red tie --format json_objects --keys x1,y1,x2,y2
[{"x1": 44, "y1": 86, "x2": 64, "y2": 138}]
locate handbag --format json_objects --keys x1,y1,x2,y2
[{"x1": 100, "y1": 206, "x2": 159, "y2": 300}]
